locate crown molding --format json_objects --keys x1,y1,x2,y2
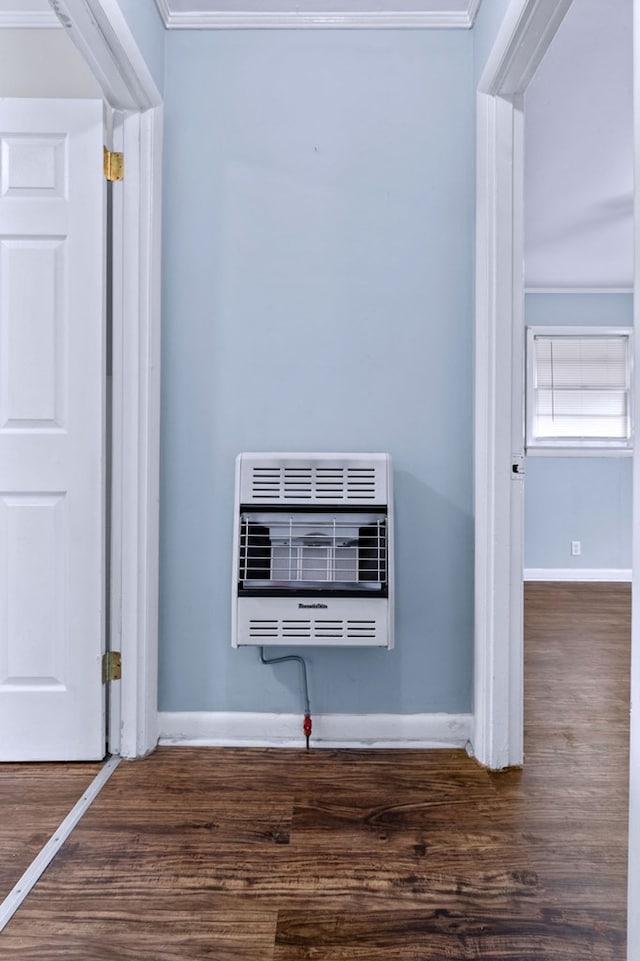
[
  {"x1": 0, "y1": 11, "x2": 62, "y2": 27},
  {"x1": 0, "y1": 0, "x2": 482, "y2": 31},
  {"x1": 467, "y1": 0, "x2": 481, "y2": 25},
  {"x1": 154, "y1": 0, "x2": 478, "y2": 29}
]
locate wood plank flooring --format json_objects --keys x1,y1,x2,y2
[
  {"x1": 0, "y1": 762, "x2": 103, "y2": 898},
  {"x1": 0, "y1": 582, "x2": 630, "y2": 959}
]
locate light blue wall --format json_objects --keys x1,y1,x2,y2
[
  {"x1": 525, "y1": 456, "x2": 632, "y2": 570},
  {"x1": 524, "y1": 292, "x2": 633, "y2": 571},
  {"x1": 526, "y1": 291, "x2": 633, "y2": 328},
  {"x1": 159, "y1": 30, "x2": 475, "y2": 714},
  {"x1": 113, "y1": 0, "x2": 165, "y2": 95}
]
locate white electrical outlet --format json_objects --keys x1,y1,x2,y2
[{"x1": 571, "y1": 540, "x2": 581, "y2": 556}]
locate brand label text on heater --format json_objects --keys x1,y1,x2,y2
[{"x1": 298, "y1": 602, "x2": 328, "y2": 609}]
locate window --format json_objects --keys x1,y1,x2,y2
[{"x1": 526, "y1": 327, "x2": 633, "y2": 452}]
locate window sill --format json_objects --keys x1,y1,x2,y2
[{"x1": 525, "y1": 447, "x2": 633, "y2": 458}]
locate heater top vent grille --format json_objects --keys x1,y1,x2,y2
[{"x1": 237, "y1": 453, "x2": 390, "y2": 505}]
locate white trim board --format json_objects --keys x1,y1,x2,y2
[
  {"x1": 0, "y1": 12, "x2": 61, "y2": 28},
  {"x1": 524, "y1": 568, "x2": 632, "y2": 583},
  {"x1": 628, "y1": 1, "x2": 640, "y2": 956},
  {"x1": 51, "y1": 0, "x2": 163, "y2": 759},
  {"x1": 57, "y1": 0, "x2": 161, "y2": 111},
  {"x1": 153, "y1": 0, "x2": 479, "y2": 29},
  {"x1": 524, "y1": 287, "x2": 634, "y2": 294},
  {"x1": 473, "y1": 0, "x2": 575, "y2": 773},
  {"x1": 158, "y1": 712, "x2": 473, "y2": 749}
]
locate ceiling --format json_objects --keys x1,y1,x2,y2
[{"x1": 524, "y1": 0, "x2": 633, "y2": 289}]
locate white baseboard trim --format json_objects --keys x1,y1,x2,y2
[
  {"x1": 524, "y1": 567, "x2": 632, "y2": 583},
  {"x1": 157, "y1": 711, "x2": 473, "y2": 750}
]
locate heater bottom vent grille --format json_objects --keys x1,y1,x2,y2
[
  {"x1": 248, "y1": 618, "x2": 377, "y2": 642},
  {"x1": 235, "y1": 596, "x2": 390, "y2": 646}
]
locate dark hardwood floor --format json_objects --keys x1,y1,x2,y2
[
  {"x1": 0, "y1": 582, "x2": 630, "y2": 959},
  {"x1": 0, "y1": 762, "x2": 103, "y2": 899}
]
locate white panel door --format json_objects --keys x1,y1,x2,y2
[{"x1": 0, "y1": 99, "x2": 105, "y2": 760}]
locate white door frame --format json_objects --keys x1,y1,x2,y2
[
  {"x1": 56, "y1": 0, "x2": 163, "y2": 758},
  {"x1": 473, "y1": 0, "x2": 574, "y2": 772},
  {"x1": 628, "y1": 2, "x2": 640, "y2": 957}
]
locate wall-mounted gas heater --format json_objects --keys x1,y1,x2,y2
[{"x1": 232, "y1": 453, "x2": 394, "y2": 648}]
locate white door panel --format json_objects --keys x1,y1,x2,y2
[{"x1": 0, "y1": 99, "x2": 105, "y2": 760}]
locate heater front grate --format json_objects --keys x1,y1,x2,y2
[{"x1": 238, "y1": 511, "x2": 387, "y2": 595}]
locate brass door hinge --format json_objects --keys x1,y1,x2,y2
[
  {"x1": 103, "y1": 147, "x2": 124, "y2": 182},
  {"x1": 102, "y1": 651, "x2": 122, "y2": 683}
]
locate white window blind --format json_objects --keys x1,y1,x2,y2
[{"x1": 526, "y1": 327, "x2": 633, "y2": 451}]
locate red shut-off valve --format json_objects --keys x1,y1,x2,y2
[{"x1": 303, "y1": 714, "x2": 312, "y2": 750}]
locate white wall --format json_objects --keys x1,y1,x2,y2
[{"x1": 0, "y1": 29, "x2": 101, "y2": 97}]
